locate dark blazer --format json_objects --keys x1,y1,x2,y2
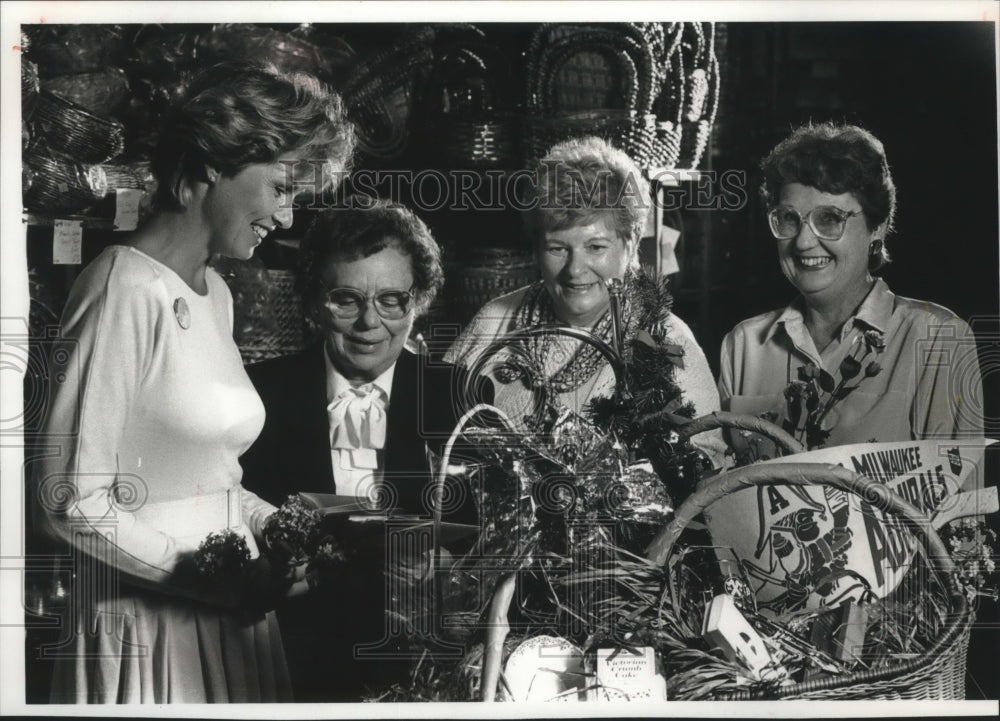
[
  {"x1": 241, "y1": 343, "x2": 491, "y2": 519},
  {"x1": 239, "y1": 344, "x2": 492, "y2": 701}
]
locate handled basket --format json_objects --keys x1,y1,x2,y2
[
  {"x1": 645, "y1": 461, "x2": 974, "y2": 700},
  {"x1": 27, "y1": 90, "x2": 126, "y2": 164}
]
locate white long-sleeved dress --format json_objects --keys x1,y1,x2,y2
[{"x1": 34, "y1": 246, "x2": 289, "y2": 703}]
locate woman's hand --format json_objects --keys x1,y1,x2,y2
[
  {"x1": 283, "y1": 561, "x2": 312, "y2": 599},
  {"x1": 239, "y1": 553, "x2": 302, "y2": 621}
]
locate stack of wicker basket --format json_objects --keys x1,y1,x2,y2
[
  {"x1": 22, "y1": 26, "x2": 131, "y2": 216},
  {"x1": 522, "y1": 23, "x2": 720, "y2": 171}
]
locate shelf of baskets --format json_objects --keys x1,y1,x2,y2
[{"x1": 23, "y1": 213, "x2": 117, "y2": 230}]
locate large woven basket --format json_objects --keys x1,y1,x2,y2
[
  {"x1": 655, "y1": 23, "x2": 720, "y2": 171},
  {"x1": 40, "y1": 67, "x2": 132, "y2": 117},
  {"x1": 645, "y1": 461, "x2": 975, "y2": 701},
  {"x1": 449, "y1": 247, "x2": 538, "y2": 324},
  {"x1": 522, "y1": 24, "x2": 666, "y2": 169},
  {"x1": 231, "y1": 269, "x2": 310, "y2": 365},
  {"x1": 22, "y1": 153, "x2": 108, "y2": 215},
  {"x1": 521, "y1": 110, "x2": 658, "y2": 170},
  {"x1": 27, "y1": 90, "x2": 125, "y2": 164},
  {"x1": 344, "y1": 26, "x2": 435, "y2": 163},
  {"x1": 439, "y1": 114, "x2": 520, "y2": 168},
  {"x1": 25, "y1": 24, "x2": 124, "y2": 76}
]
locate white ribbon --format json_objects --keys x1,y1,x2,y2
[{"x1": 327, "y1": 383, "x2": 388, "y2": 470}]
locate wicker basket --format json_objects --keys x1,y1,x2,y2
[
  {"x1": 440, "y1": 114, "x2": 520, "y2": 168},
  {"x1": 27, "y1": 90, "x2": 125, "y2": 164},
  {"x1": 197, "y1": 23, "x2": 340, "y2": 81},
  {"x1": 351, "y1": 83, "x2": 416, "y2": 161},
  {"x1": 22, "y1": 59, "x2": 39, "y2": 98},
  {"x1": 40, "y1": 67, "x2": 132, "y2": 117},
  {"x1": 522, "y1": 24, "x2": 664, "y2": 169},
  {"x1": 25, "y1": 25, "x2": 124, "y2": 76},
  {"x1": 648, "y1": 121, "x2": 682, "y2": 170},
  {"x1": 22, "y1": 153, "x2": 108, "y2": 215},
  {"x1": 449, "y1": 247, "x2": 538, "y2": 323},
  {"x1": 227, "y1": 268, "x2": 310, "y2": 365},
  {"x1": 522, "y1": 110, "x2": 658, "y2": 170},
  {"x1": 662, "y1": 24, "x2": 720, "y2": 171},
  {"x1": 674, "y1": 58, "x2": 720, "y2": 169},
  {"x1": 526, "y1": 26, "x2": 655, "y2": 116},
  {"x1": 645, "y1": 460, "x2": 975, "y2": 701},
  {"x1": 345, "y1": 26, "x2": 435, "y2": 163}
]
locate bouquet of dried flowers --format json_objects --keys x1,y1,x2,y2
[
  {"x1": 262, "y1": 495, "x2": 347, "y2": 586},
  {"x1": 192, "y1": 528, "x2": 252, "y2": 588},
  {"x1": 262, "y1": 495, "x2": 324, "y2": 565}
]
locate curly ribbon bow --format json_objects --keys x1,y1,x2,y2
[{"x1": 327, "y1": 384, "x2": 387, "y2": 470}]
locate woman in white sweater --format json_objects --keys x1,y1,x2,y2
[{"x1": 32, "y1": 62, "x2": 354, "y2": 703}]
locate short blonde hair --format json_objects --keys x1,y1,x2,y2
[
  {"x1": 530, "y1": 136, "x2": 650, "y2": 248},
  {"x1": 153, "y1": 61, "x2": 355, "y2": 209}
]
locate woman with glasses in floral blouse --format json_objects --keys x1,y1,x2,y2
[{"x1": 719, "y1": 122, "x2": 983, "y2": 449}]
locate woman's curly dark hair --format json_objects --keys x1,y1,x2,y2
[
  {"x1": 152, "y1": 61, "x2": 355, "y2": 209},
  {"x1": 298, "y1": 198, "x2": 444, "y2": 334},
  {"x1": 760, "y1": 122, "x2": 896, "y2": 269}
]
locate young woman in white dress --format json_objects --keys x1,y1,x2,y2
[{"x1": 33, "y1": 62, "x2": 355, "y2": 703}]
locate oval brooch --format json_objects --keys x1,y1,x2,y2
[{"x1": 173, "y1": 297, "x2": 191, "y2": 330}]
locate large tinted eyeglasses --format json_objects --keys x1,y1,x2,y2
[
  {"x1": 324, "y1": 287, "x2": 415, "y2": 320},
  {"x1": 768, "y1": 205, "x2": 862, "y2": 241}
]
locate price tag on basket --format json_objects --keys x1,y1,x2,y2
[
  {"x1": 53, "y1": 219, "x2": 82, "y2": 265},
  {"x1": 703, "y1": 438, "x2": 997, "y2": 616},
  {"x1": 114, "y1": 188, "x2": 142, "y2": 231}
]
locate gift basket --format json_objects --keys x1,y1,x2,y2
[
  {"x1": 645, "y1": 462, "x2": 977, "y2": 700},
  {"x1": 363, "y1": 270, "x2": 995, "y2": 703}
]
